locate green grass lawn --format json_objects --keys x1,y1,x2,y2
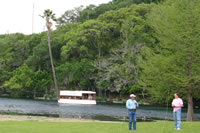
[{"x1": 0, "y1": 121, "x2": 199, "y2": 133}]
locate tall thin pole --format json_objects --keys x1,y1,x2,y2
[{"x1": 32, "y1": 2, "x2": 35, "y2": 34}]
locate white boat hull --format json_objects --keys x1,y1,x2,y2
[{"x1": 58, "y1": 99, "x2": 96, "y2": 105}]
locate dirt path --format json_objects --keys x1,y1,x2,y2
[{"x1": 0, "y1": 115, "x2": 97, "y2": 122}]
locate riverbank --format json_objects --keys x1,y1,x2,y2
[
  {"x1": 0, "y1": 117, "x2": 199, "y2": 133},
  {"x1": 1, "y1": 97, "x2": 200, "y2": 121},
  {"x1": 0, "y1": 114, "x2": 99, "y2": 122}
]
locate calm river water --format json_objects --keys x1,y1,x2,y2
[{"x1": 0, "y1": 98, "x2": 199, "y2": 121}]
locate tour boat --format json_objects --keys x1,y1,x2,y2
[{"x1": 58, "y1": 90, "x2": 96, "y2": 105}]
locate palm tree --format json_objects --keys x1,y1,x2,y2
[{"x1": 40, "y1": 9, "x2": 58, "y2": 94}]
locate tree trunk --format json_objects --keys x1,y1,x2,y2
[
  {"x1": 186, "y1": 0, "x2": 195, "y2": 121},
  {"x1": 186, "y1": 42, "x2": 194, "y2": 121},
  {"x1": 187, "y1": 90, "x2": 194, "y2": 121},
  {"x1": 104, "y1": 89, "x2": 107, "y2": 97},
  {"x1": 98, "y1": 88, "x2": 102, "y2": 96},
  {"x1": 47, "y1": 28, "x2": 58, "y2": 94},
  {"x1": 33, "y1": 88, "x2": 36, "y2": 99}
]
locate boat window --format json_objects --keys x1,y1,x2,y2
[
  {"x1": 88, "y1": 94, "x2": 93, "y2": 100},
  {"x1": 60, "y1": 94, "x2": 95, "y2": 100},
  {"x1": 82, "y1": 94, "x2": 88, "y2": 100}
]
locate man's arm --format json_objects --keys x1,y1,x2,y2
[
  {"x1": 135, "y1": 100, "x2": 139, "y2": 107},
  {"x1": 126, "y1": 100, "x2": 131, "y2": 109}
]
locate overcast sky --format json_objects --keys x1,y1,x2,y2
[{"x1": 0, "y1": 0, "x2": 112, "y2": 35}]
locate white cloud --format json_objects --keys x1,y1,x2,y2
[{"x1": 0, "y1": 0, "x2": 111, "y2": 35}]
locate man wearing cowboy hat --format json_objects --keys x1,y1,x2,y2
[{"x1": 126, "y1": 94, "x2": 139, "y2": 131}]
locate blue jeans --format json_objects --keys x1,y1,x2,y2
[
  {"x1": 173, "y1": 109, "x2": 181, "y2": 129},
  {"x1": 128, "y1": 110, "x2": 136, "y2": 130}
]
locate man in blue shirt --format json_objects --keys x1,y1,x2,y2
[{"x1": 126, "y1": 94, "x2": 139, "y2": 130}]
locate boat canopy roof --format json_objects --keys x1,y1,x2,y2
[{"x1": 60, "y1": 90, "x2": 96, "y2": 96}]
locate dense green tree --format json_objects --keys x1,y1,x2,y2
[
  {"x1": 61, "y1": 20, "x2": 118, "y2": 61},
  {"x1": 57, "y1": 0, "x2": 163, "y2": 25},
  {"x1": 60, "y1": 20, "x2": 118, "y2": 95},
  {"x1": 26, "y1": 34, "x2": 50, "y2": 71},
  {"x1": 2, "y1": 64, "x2": 51, "y2": 98},
  {"x1": 79, "y1": 5, "x2": 97, "y2": 22},
  {"x1": 143, "y1": 0, "x2": 200, "y2": 121},
  {"x1": 56, "y1": 59, "x2": 95, "y2": 90},
  {"x1": 2, "y1": 64, "x2": 34, "y2": 97},
  {"x1": 0, "y1": 68, "x2": 10, "y2": 87},
  {"x1": 57, "y1": 6, "x2": 84, "y2": 24},
  {"x1": 0, "y1": 33, "x2": 29, "y2": 70},
  {"x1": 96, "y1": 3, "x2": 155, "y2": 95},
  {"x1": 31, "y1": 70, "x2": 52, "y2": 98}
]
